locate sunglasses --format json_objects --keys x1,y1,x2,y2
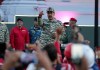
[{"x1": 47, "y1": 11, "x2": 54, "y2": 14}]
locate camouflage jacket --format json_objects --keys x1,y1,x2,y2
[
  {"x1": 61, "y1": 25, "x2": 80, "y2": 44},
  {"x1": 61, "y1": 26, "x2": 73, "y2": 44},
  {"x1": 0, "y1": 23, "x2": 9, "y2": 43},
  {"x1": 38, "y1": 18, "x2": 62, "y2": 47}
]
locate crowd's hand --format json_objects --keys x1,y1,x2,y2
[
  {"x1": 26, "y1": 42, "x2": 42, "y2": 51},
  {"x1": 38, "y1": 11, "x2": 44, "y2": 18},
  {"x1": 3, "y1": 51, "x2": 21, "y2": 70},
  {"x1": 84, "y1": 40, "x2": 90, "y2": 45},
  {"x1": 26, "y1": 44, "x2": 38, "y2": 51},
  {"x1": 56, "y1": 26, "x2": 63, "y2": 35},
  {"x1": 54, "y1": 26, "x2": 63, "y2": 41}
]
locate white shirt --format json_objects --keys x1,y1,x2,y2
[
  {"x1": 83, "y1": 44, "x2": 95, "y2": 68},
  {"x1": 71, "y1": 44, "x2": 95, "y2": 68}
]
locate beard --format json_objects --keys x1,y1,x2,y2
[
  {"x1": 48, "y1": 16, "x2": 53, "y2": 20},
  {"x1": 17, "y1": 23, "x2": 23, "y2": 28}
]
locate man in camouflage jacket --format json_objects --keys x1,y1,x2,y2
[
  {"x1": 0, "y1": 16, "x2": 9, "y2": 44},
  {"x1": 38, "y1": 7, "x2": 64, "y2": 47},
  {"x1": 0, "y1": 15, "x2": 9, "y2": 62}
]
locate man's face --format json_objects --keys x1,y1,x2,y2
[
  {"x1": 17, "y1": 20, "x2": 23, "y2": 27},
  {"x1": 34, "y1": 22, "x2": 39, "y2": 28},
  {"x1": 69, "y1": 20, "x2": 76, "y2": 27},
  {"x1": 47, "y1": 11, "x2": 55, "y2": 20}
]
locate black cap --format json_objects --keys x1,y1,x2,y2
[
  {"x1": 16, "y1": 18, "x2": 23, "y2": 22},
  {"x1": 47, "y1": 7, "x2": 55, "y2": 12}
]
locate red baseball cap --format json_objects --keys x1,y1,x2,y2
[{"x1": 70, "y1": 18, "x2": 77, "y2": 22}]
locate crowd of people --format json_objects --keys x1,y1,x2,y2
[{"x1": 0, "y1": 7, "x2": 99, "y2": 70}]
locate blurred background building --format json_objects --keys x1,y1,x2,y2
[{"x1": 0, "y1": 0, "x2": 99, "y2": 25}]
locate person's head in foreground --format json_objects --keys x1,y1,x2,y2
[{"x1": 64, "y1": 43, "x2": 99, "y2": 70}]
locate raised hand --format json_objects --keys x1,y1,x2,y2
[
  {"x1": 38, "y1": 11, "x2": 44, "y2": 18},
  {"x1": 56, "y1": 26, "x2": 63, "y2": 35}
]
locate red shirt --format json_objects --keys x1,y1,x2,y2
[
  {"x1": 10, "y1": 26, "x2": 29, "y2": 51},
  {"x1": 54, "y1": 41, "x2": 61, "y2": 55},
  {"x1": 63, "y1": 57, "x2": 76, "y2": 70},
  {"x1": 54, "y1": 41, "x2": 62, "y2": 62},
  {"x1": 62, "y1": 63, "x2": 75, "y2": 70}
]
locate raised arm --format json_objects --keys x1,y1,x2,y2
[{"x1": 38, "y1": 11, "x2": 44, "y2": 26}]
